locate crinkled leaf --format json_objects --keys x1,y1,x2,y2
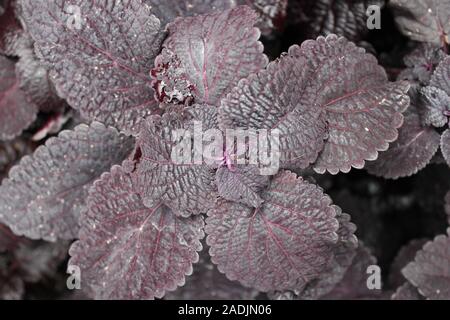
[
  {"x1": 290, "y1": 0, "x2": 385, "y2": 42},
  {"x1": 0, "y1": 55, "x2": 38, "y2": 140},
  {"x1": 0, "y1": 0, "x2": 22, "y2": 56},
  {"x1": 69, "y1": 165, "x2": 204, "y2": 300},
  {"x1": 321, "y1": 245, "x2": 382, "y2": 300},
  {"x1": 296, "y1": 208, "x2": 358, "y2": 299},
  {"x1": 206, "y1": 170, "x2": 339, "y2": 292},
  {"x1": 391, "y1": 282, "x2": 424, "y2": 300},
  {"x1": 365, "y1": 105, "x2": 440, "y2": 179},
  {"x1": 159, "y1": 6, "x2": 268, "y2": 106},
  {"x1": 165, "y1": 247, "x2": 259, "y2": 300},
  {"x1": 144, "y1": 0, "x2": 235, "y2": 27},
  {"x1": 0, "y1": 122, "x2": 134, "y2": 241},
  {"x1": 15, "y1": 34, "x2": 62, "y2": 112},
  {"x1": 219, "y1": 53, "x2": 327, "y2": 171},
  {"x1": 239, "y1": 0, "x2": 288, "y2": 36},
  {"x1": 429, "y1": 56, "x2": 450, "y2": 95},
  {"x1": 390, "y1": 0, "x2": 450, "y2": 46},
  {"x1": 216, "y1": 165, "x2": 269, "y2": 208},
  {"x1": 20, "y1": 0, "x2": 165, "y2": 134},
  {"x1": 401, "y1": 44, "x2": 446, "y2": 85},
  {"x1": 402, "y1": 229, "x2": 450, "y2": 299},
  {"x1": 421, "y1": 86, "x2": 450, "y2": 127},
  {"x1": 388, "y1": 239, "x2": 428, "y2": 288},
  {"x1": 14, "y1": 240, "x2": 69, "y2": 283},
  {"x1": 134, "y1": 108, "x2": 217, "y2": 217},
  {"x1": 286, "y1": 35, "x2": 409, "y2": 174},
  {"x1": 440, "y1": 129, "x2": 450, "y2": 168},
  {"x1": 151, "y1": 48, "x2": 195, "y2": 105}
]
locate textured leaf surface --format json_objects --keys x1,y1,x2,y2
[
  {"x1": 134, "y1": 109, "x2": 217, "y2": 217},
  {"x1": 388, "y1": 239, "x2": 428, "y2": 288},
  {"x1": 441, "y1": 129, "x2": 450, "y2": 168},
  {"x1": 239, "y1": 0, "x2": 288, "y2": 36},
  {"x1": 165, "y1": 247, "x2": 259, "y2": 300},
  {"x1": 219, "y1": 53, "x2": 327, "y2": 171},
  {"x1": 0, "y1": 122, "x2": 134, "y2": 241},
  {"x1": 402, "y1": 229, "x2": 450, "y2": 299},
  {"x1": 0, "y1": 55, "x2": 38, "y2": 140},
  {"x1": 391, "y1": 282, "x2": 424, "y2": 300},
  {"x1": 421, "y1": 86, "x2": 450, "y2": 128},
  {"x1": 401, "y1": 44, "x2": 446, "y2": 85},
  {"x1": 144, "y1": 0, "x2": 235, "y2": 27},
  {"x1": 15, "y1": 34, "x2": 62, "y2": 112},
  {"x1": 206, "y1": 170, "x2": 339, "y2": 292},
  {"x1": 296, "y1": 208, "x2": 358, "y2": 299},
  {"x1": 161, "y1": 6, "x2": 268, "y2": 106},
  {"x1": 430, "y1": 56, "x2": 450, "y2": 94},
  {"x1": 287, "y1": 35, "x2": 409, "y2": 174},
  {"x1": 390, "y1": 0, "x2": 450, "y2": 46},
  {"x1": 0, "y1": 0, "x2": 22, "y2": 56},
  {"x1": 366, "y1": 106, "x2": 440, "y2": 179},
  {"x1": 216, "y1": 165, "x2": 269, "y2": 208},
  {"x1": 21, "y1": 0, "x2": 165, "y2": 134},
  {"x1": 69, "y1": 165, "x2": 204, "y2": 299},
  {"x1": 291, "y1": 0, "x2": 385, "y2": 41},
  {"x1": 321, "y1": 245, "x2": 382, "y2": 299}
]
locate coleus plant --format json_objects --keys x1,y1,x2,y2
[
  {"x1": 0, "y1": 0, "x2": 412, "y2": 299},
  {"x1": 3, "y1": 0, "x2": 440, "y2": 300},
  {"x1": 366, "y1": 0, "x2": 450, "y2": 179}
]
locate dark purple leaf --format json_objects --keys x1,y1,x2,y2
[
  {"x1": 216, "y1": 165, "x2": 269, "y2": 208},
  {"x1": 20, "y1": 0, "x2": 166, "y2": 134},
  {"x1": 441, "y1": 129, "x2": 450, "y2": 167},
  {"x1": 296, "y1": 207, "x2": 358, "y2": 299},
  {"x1": 69, "y1": 165, "x2": 204, "y2": 299},
  {"x1": 0, "y1": 0, "x2": 22, "y2": 56},
  {"x1": 15, "y1": 34, "x2": 63, "y2": 112},
  {"x1": 430, "y1": 56, "x2": 450, "y2": 95},
  {"x1": 219, "y1": 52, "x2": 328, "y2": 171},
  {"x1": 0, "y1": 267, "x2": 24, "y2": 300},
  {"x1": 390, "y1": 0, "x2": 450, "y2": 47},
  {"x1": 0, "y1": 122, "x2": 134, "y2": 241},
  {"x1": 165, "y1": 247, "x2": 259, "y2": 300},
  {"x1": 159, "y1": 6, "x2": 268, "y2": 106},
  {"x1": 289, "y1": 0, "x2": 385, "y2": 42},
  {"x1": 134, "y1": 108, "x2": 218, "y2": 217},
  {"x1": 287, "y1": 35, "x2": 410, "y2": 174},
  {"x1": 144, "y1": 0, "x2": 235, "y2": 27},
  {"x1": 365, "y1": 105, "x2": 440, "y2": 179},
  {"x1": 0, "y1": 223, "x2": 22, "y2": 252},
  {"x1": 0, "y1": 55, "x2": 38, "y2": 140},
  {"x1": 391, "y1": 282, "x2": 424, "y2": 300},
  {"x1": 400, "y1": 44, "x2": 446, "y2": 85},
  {"x1": 445, "y1": 191, "x2": 450, "y2": 226},
  {"x1": 206, "y1": 170, "x2": 339, "y2": 292},
  {"x1": 388, "y1": 239, "x2": 428, "y2": 288},
  {"x1": 321, "y1": 245, "x2": 382, "y2": 300},
  {"x1": 402, "y1": 228, "x2": 450, "y2": 299},
  {"x1": 238, "y1": 0, "x2": 288, "y2": 36},
  {"x1": 421, "y1": 86, "x2": 450, "y2": 128}
]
